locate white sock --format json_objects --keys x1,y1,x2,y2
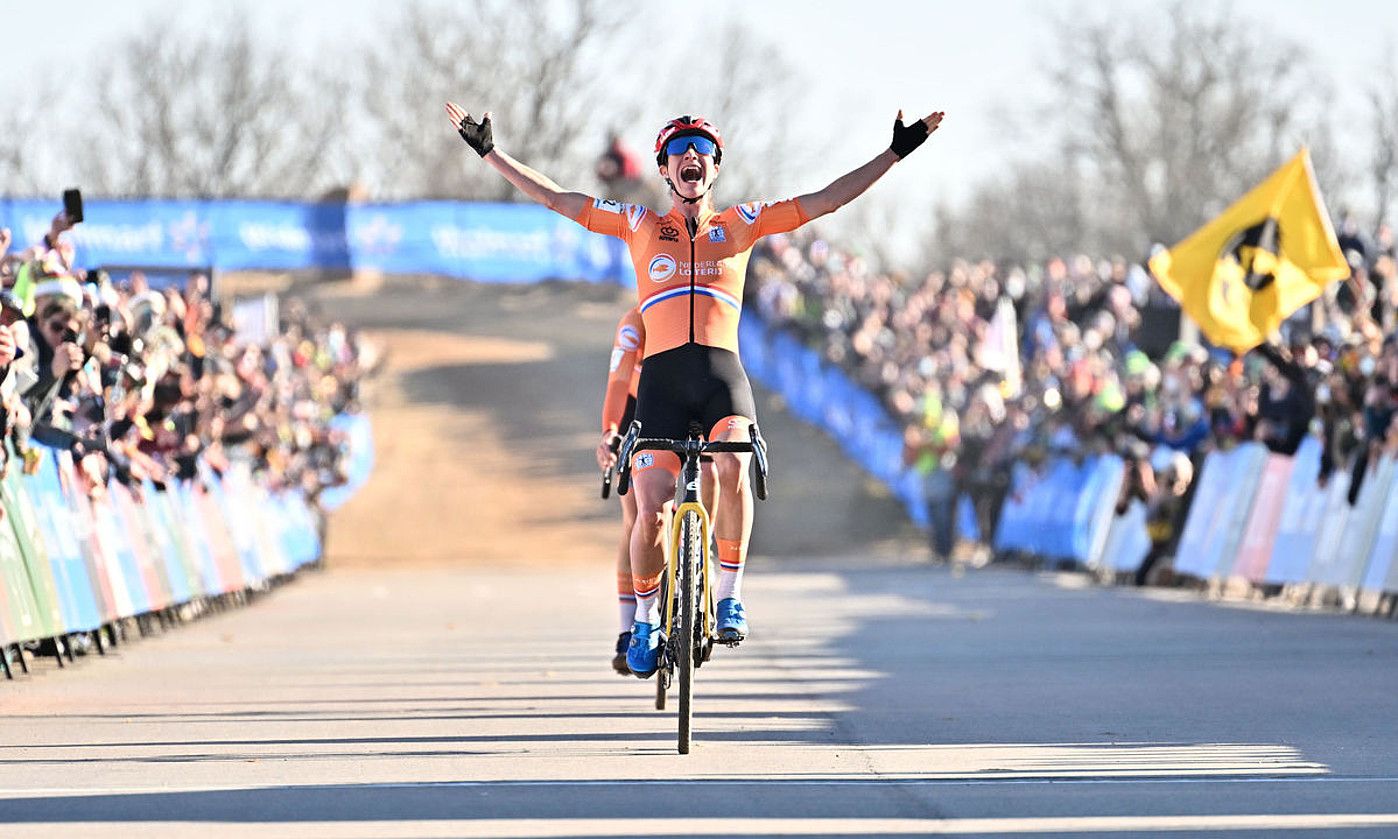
[
  {"x1": 716, "y1": 539, "x2": 745, "y2": 602},
  {"x1": 616, "y1": 571, "x2": 636, "y2": 632},
  {"x1": 716, "y1": 570, "x2": 742, "y2": 602},
  {"x1": 632, "y1": 575, "x2": 662, "y2": 627}
]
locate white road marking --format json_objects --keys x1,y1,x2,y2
[{"x1": 4, "y1": 773, "x2": 1398, "y2": 799}]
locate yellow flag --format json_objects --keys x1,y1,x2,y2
[{"x1": 1148, "y1": 148, "x2": 1349, "y2": 352}]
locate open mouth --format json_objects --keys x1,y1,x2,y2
[{"x1": 680, "y1": 164, "x2": 703, "y2": 184}]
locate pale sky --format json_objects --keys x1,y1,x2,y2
[{"x1": 3, "y1": 0, "x2": 1394, "y2": 258}]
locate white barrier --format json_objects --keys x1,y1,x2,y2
[
  {"x1": 1095, "y1": 499, "x2": 1151, "y2": 574},
  {"x1": 1175, "y1": 444, "x2": 1267, "y2": 579},
  {"x1": 1365, "y1": 458, "x2": 1398, "y2": 592},
  {"x1": 1169, "y1": 438, "x2": 1398, "y2": 599},
  {"x1": 1264, "y1": 438, "x2": 1325, "y2": 584}
]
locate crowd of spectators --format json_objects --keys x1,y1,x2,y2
[
  {"x1": 746, "y1": 219, "x2": 1398, "y2": 573},
  {"x1": 0, "y1": 209, "x2": 367, "y2": 511}
]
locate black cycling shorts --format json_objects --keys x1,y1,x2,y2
[{"x1": 633, "y1": 344, "x2": 757, "y2": 441}]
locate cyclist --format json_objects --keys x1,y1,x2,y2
[
  {"x1": 445, "y1": 102, "x2": 944, "y2": 677},
  {"x1": 596, "y1": 304, "x2": 719, "y2": 674},
  {"x1": 596, "y1": 305, "x2": 645, "y2": 675}
]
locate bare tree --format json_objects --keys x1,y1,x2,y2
[
  {"x1": 349, "y1": 0, "x2": 632, "y2": 201},
  {"x1": 930, "y1": 150, "x2": 1090, "y2": 265},
  {"x1": 938, "y1": 2, "x2": 1342, "y2": 261},
  {"x1": 658, "y1": 22, "x2": 812, "y2": 204},
  {"x1": 1065, "y1": 2, "x2": 1340, "y2": 246},
  {"x1": 0, "y1": 98, "x2": 46, "y2": 195},
  {"x1": 1370, "y1": 44, "x2": 1398, "y2": 228},
  {"x1": 79, "y1": 16, "x2": 324, "y2": 198}
]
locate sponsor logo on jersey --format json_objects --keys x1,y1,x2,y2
[
  {"x1": 681, "y1": 260, "x2": 722, "y2": 277},
  {"x1": 594, "y1": 198, "x2": 625, "y2": 214},
  {"x1": 659, "y1": 224, "x2": 680, "y2": 242},
  {"x1": 626, "y1": 204, "x2": 647, "y2": 232},
  {"x1": 648, "y1": 254, "x2": 678, "y2": 282},
  {"x1": 708, "y1": 225, "x2": 727, "y2": 243},
  {"x1": 635, "y1": 453, "x2": 655, "y2": 469},
  {"x1": 736, "y1": 202, "x2": 769, "y2": 225},
  {"x1": 618, "y1": 324, "x2": 641, "y2": 351}
]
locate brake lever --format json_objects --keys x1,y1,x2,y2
[
  {"x1": 615, "y1": 420, "x2": 641, "y2": 496},
  {"x1": 749, "y1": 423, "x2": 769, "y2": 501},
  {"x1": 600, "y1": 436, "x2": 621, "y2": 499}
]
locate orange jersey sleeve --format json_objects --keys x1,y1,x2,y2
[
  {"x1": 733, "y1": 198, "x2": 809, "y2": 241},
  {"x1": 574, "y1": 198, "x2": 653, "y2": 243},
  {"x1": 601, "y1": 307, "x2": 645, "y2": 434}
]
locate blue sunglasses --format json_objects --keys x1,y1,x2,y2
[{"x1": 664, "y1": 134, "x2": 718, "y2": 158}]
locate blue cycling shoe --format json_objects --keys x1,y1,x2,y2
[
  {"x1": 716, "y1": 598, "x2": 748, "y2": 643},
  {"x1": 627, "y1": 622, "x2": 660, "y2": 678}
]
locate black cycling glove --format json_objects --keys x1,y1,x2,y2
[
  {"x1": 457, "y1": 113, "x2": 494, "y2": 157},
  {"x1": 890, "y1": 113, "x2": 929, "y2": 159}
]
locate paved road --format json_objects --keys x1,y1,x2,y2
[{"x1": 3, "y1": 561, "x2": 1398, "y2": 837}]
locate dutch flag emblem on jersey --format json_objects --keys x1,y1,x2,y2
[{"x1": 736, "y1": 202, "x2": 767, "y2": 225}]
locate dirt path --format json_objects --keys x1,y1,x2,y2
[{"x1": 301, "y1": 276, "x2": 917, "y2": 568}]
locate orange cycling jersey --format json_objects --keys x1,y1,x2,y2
[
  {"x1": 574, "y1": 198, "x2": 809, "y2": 356},
  {"x1": 601, "y1": 306, "x2": 644, "y2": 434}
]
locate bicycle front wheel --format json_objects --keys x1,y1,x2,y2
[{"x1": 676, "y1": 508, "x2": 702, "y2": 754}]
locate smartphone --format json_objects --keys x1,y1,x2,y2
[{"x1": 62, "y1": 188, "x2": 84, "y2": 224}]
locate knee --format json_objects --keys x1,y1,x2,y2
[
  {"x1": 701, "y1": 460, "x2": 720, "y2": 490},
  {"x1": 714, "y1": 453, "x2": 748, "y2": 490},
  {"x1": 634, "y1": 485, "x2": 670, "y2": 532}
]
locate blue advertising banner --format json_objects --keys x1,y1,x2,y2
[
  {"x1": 992, "y1": 455, "x2": 1125, "y2": 564},
  {"x1": 738, "y1": 315, "x2": 928, "y2": 525},
  {"x1": 0, "y1": 199, "x2": 633, "y2": 284}
]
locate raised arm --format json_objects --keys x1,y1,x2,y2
[
  {"x1": 796, "y1": 110, "x2": 943, "y2": 221},
  {"x1": 444, "y1": 102, "x2": 591, "y2": 219}
]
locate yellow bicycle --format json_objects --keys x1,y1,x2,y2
[{"x1": 617, "y1": 420, "x2": 768, "y2": 754}]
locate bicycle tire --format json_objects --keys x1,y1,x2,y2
[{"x1": 677, "y1": 509, "x2": 702, "y2": 754}]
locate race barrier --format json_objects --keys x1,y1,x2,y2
[
  {"x1": 1161, "y1": 438, "x2": 1398, "y2": 603},
  {"x1": 739, "y1": 316, "x2": 929, "y2": 527},
  {"x1": 994, "y1": 455, "x2": 1131, "y2": 567},
  {"x1": 0, "y1": 199, "x2": 632, "y2": 285},
  {"x1": 0, "y1": 437, "x2": 351, "y2": 677},
  {"x1": 319, "y1": 413, "x2": 375, "y2": 512}
]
